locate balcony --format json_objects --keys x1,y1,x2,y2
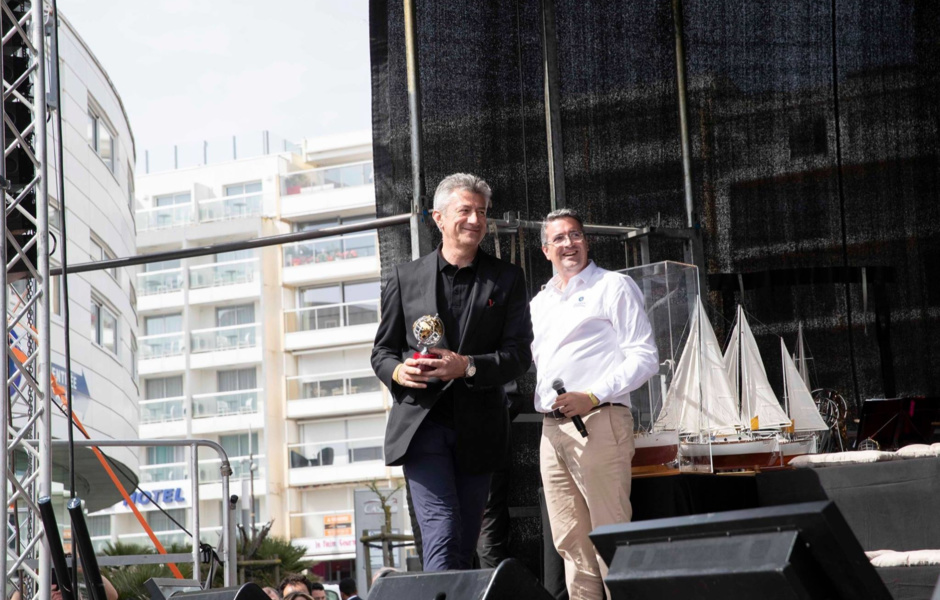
[
  {"x1": 199, "y1": 455, "x2": 264, "y2": 483},
  {"x1": 197, "y1": 191, "x2": 263, "y2": 223},
  {"x1": 288, "y1": 437, "x2": 387, "y2": 486},
  {"x1": 140, "y1": 397, "x2": 187, "y2": 425},
  {"x1": 283, "y1": 300, "x2": 379, "y2": 351},
  {"x1": 192, "y1": 389, "x2": 261, "y2": 434},
  {"x1": 189, "y1": 323, "x2": 262, "y2": 369},
  {"x1": 138, "y1": 332, "x2": 186, "y2": 375},
  {"x1": 188, "y1": 258, "x2": 260, "y2": 304},
  {"x1": 282, "y1": 232, "x2": 379, "y2": 286},
  {"x1": 280, "y1": 162, "x2": 374, "y2": 219},
  {"x1": 136, "y1": 204, "x2": 194, "y2": 232},
  {"x1": 286, "y1": 370, "x2": 384, "y2": 419},
  {"x1": 137, "y1": 269, "x2": 185, "y2": 311},
  {"x1": 139, "y1": 462, "x2": 187, "y2": 484}
]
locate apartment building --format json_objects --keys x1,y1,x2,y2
[{"x1": 89, "y1": 131, "x2": 402, "y2": 578}]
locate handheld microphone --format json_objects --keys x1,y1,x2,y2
[{"x1": 552, "y1": 378, "x2": 588, "y2": 438}]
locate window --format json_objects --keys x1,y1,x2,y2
[
  {"x1": 216, "y1": 304, "x2": 255, "y2": 328},
  {"x1": 224, "y1": 181, "x2": 262, "y2": 197},
  {"x1": 87, "y1": 107, "x2": 116, "y2": 172},
  {"x1": 90, "y1": 298, "x2": 118, "y2": 354},
  {"x1": 127, "y1": 161, "x2": 135, "y2": 212},
  {"x1": 300, "y1": 280, "x2": 380, "y2": 308},
  {"x1": 145, "y1": 259, "x2": 182, "y2": 272},
  {"x1": 147, "y1": 508, "x2": 186, "y2": 532},
  {"x1": 145, "y1": 313, "x2": 182, "y2": 336},
  {"x1": 299, "y1": 281, "x2": 380, "y2": 328},
  {"x1": 130, "y1": 334, "x2": 138, "y2": 382},
  {"x1": 90, "y1": 238, "x2": 118, "y2": 279},
  {"x1": 154, "y1": 192, "x2": 191, "y2": 207},
  {"x1": 220, "y1": 432, "x2": 259, "y2": 458},
  {"x1": 215, "y1": 248, "x2": 254, "y2": 263},
  {"x1": 218, "y1": 368, "x2": 256, "y2": 392},
  {"x1": 145, "y1": 375, "x2": 183, "y2": 399},
  {"x1": 87, "y1": 515, "x2": 111, "y2": 539},
  {"x1": 146, "y1": 445, "x2": 185, "y2": 465}
]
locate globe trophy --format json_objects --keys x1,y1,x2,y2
[{"x1": 412, "y1": 314, "x2": 445, "y2": 372}]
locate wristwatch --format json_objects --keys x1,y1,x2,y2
[{"x1": 464, "y1": 355, "x2": 477, "y2": 378}]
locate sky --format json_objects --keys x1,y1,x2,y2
[{"x1": 59, "y1": 0, "x2": 373, "y2": 158}]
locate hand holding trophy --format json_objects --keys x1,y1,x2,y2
[{"x1": 412, "y1": 314, "x2": 445, "y2": 372}]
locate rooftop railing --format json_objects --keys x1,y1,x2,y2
[
  {"x1": 284, "y1": 300, "x2": 379, "y2": 334},
  {"x1": 280, "y1": 161, "x2": 373, "y2": 197},
  {"x1": 286, "y1": 370, "x2": 381, "y2": 401},
  {"x1": 190, "y1": 323, "x2": 259, "y2": 354},
  {"x1": 287, "y1": 436, "x2": 384, "y2": 469},
  {"x1": 189, "y1": 258, "x2": 259, "y2": 289},
  {"x1": 283, "y1": 232, "x2": 377, "y2": 268}
]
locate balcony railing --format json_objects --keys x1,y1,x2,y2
[
  {"x1": 283, "y1": 232, "x2": 377, "y2": 268},
  {"x1": 138, "y1": 269, "x2": 184, "y2": 296},
  {"x1": 190, "y1": 258, "x2": 258, "y2": 289},
  {"x1": 287, "y1": 370, "x2": 381, "y2": 401},
  {"x1": 284, "y1": 300, "x2": 379, "y2": 334},
  {"x1": 140, "y1": 332, "x2": 185, "y2": 359},
  {"x1": 288, "y1": 436, "x2": 384, "y2": 469},
  {"x1": 280, "y1": 161, "x2": 373, "y2": 197},
  {"x1": 140, "y1": 396, "x2": 187, "y2": 424},
  {"x1": 198, "y1": 191, "x2": 262, "y2": 223},
  {"x1": 200, "y1": 455, "x2": 263, "y2": 483},
  {"x1": 192, "y1": 389, "x2": 260, "y2": 419},
  {"x1": 190, "y1": 323, "x2": 259, "y2": 354},
  {"x1": 139, "y1": 461, "x2": 187, "y2": 483},
  {"x1": 136, "y1": 204, "x2": 194, "y2": 232}
]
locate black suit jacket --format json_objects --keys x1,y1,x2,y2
[{"x1": 372, "y1": 249, "x2": 533, "y2": 474}]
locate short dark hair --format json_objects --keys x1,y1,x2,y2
[
  {"x1": 278, "y1": 574, "x2": 313, "y2": 594},
  {"x1": 309, "y1": 583, "x2": 324, "y2": 591},
  {"x1": 540, "y1": 208, "x2": 585, "y2": 245},
  {"x1": 338, "y1": 578, "x2": 358, "y2": 595}
]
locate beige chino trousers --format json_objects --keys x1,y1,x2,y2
[{"x1": 540, "y1": 405, "x2": 635, "y2": 600}]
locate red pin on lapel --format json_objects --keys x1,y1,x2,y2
[{"x1": 487, "y1": 299, "x2": 494, "y2": 307}]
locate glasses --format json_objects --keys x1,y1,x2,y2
[{"x1": 546, "y1": 231, "x2": 585, "y2": 246}]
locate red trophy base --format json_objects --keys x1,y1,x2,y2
[{"x1": 413, "y1": 351, "x2": 436, "y2": 372}]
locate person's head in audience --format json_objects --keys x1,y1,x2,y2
[
  {"x1": 262, "y1": 587, "x2": 281, "y2": 600},
  {"x1": 338, "y1": 577, "x2": 358, "y2": 599},
  {"x1": 278, "y1": 574, "x2": 313, "y2": 597},
  {"x1": 308, "y1": 582, "x2": 326, "y2": 600}
]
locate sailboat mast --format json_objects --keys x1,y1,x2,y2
[{"x1": 737, "y1": 305, "x2": 744, "y2": 419}]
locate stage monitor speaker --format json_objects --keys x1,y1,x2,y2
[
  {"x1": 590, "y1": 501, "x2": 891, "y2": 600},
  {"x1": 145, "y1": 581, "x2": 268, "y2": 600},
  {"x1": 368, "y1": 558, "x2": 552, "y2": 600}
]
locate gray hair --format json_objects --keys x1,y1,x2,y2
[
  {"x1": 540, "y1": 208, "x2": 585, "y2": 245},
  {"x1": 433, "y1": 173, "x2": 492, "y2": 213}
]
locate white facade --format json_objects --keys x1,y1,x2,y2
[
  {"x1": 32, "y1": 16, "x2": 140, "y2": 518},
  {"x1": 114, "y1": 130, "x2": 404, "y2": 568}
]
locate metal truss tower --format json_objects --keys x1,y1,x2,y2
[{"x1": 2, "y1": 0, "x2": 52, "y2": 598}]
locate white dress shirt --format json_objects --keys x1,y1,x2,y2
[{"x1": 531, "y1": 261, "x2": 659, "y2": 413}]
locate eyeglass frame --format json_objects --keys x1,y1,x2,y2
[{"x1": 544, "y1": 230, "x2": 586, "y2": 246}]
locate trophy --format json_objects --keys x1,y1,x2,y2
[{"x1": 412, "y1": 314, "x2": 445, "y2": 372}]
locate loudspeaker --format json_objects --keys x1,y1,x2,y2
[
  {"x1": 368, "y1": 558, "x2": 552, "y2": 600},
  {"x1": 591, "y1": 501, "x2": 891, "y2": 600}
]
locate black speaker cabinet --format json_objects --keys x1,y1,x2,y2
[{"x1": 368, "y1": 558, "x2": 552, "y2": 600}]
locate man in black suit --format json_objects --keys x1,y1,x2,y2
[{"x1": 372, "y1": 173, "x2": 533, "y2": 571}]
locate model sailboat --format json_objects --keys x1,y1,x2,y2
[{"x1": 779, "y1": 336, "x2": 829, "y2": 461}]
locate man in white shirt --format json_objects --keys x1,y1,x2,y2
[{"x1": 531, "y1": 208, "x2": 659, "y2": 600}]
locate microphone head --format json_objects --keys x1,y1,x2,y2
[{"x1": 551, "y1": 378, "x2": 565, "y2": 392}]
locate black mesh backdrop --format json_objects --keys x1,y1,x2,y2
[{"x1": 370, "y1": 0, "x2": 940, "y2": 581}]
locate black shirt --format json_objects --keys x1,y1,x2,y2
[{"x1": 426, "y1": 249, "x2": 479, "y2": 428}]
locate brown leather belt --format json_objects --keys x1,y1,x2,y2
[{"x1": 547, "y1": 402, "x2": 611, "y2": 420}]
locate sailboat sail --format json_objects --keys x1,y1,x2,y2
[
  {"x1": 781, "y1": 338, "x2": 828, "y2": 432},
  {"x1": 655, "y1": 297, "x2": 742, "y2": 436},
  {"x1": 723, "y1": 308, "x2": 792, "y2": 431}
]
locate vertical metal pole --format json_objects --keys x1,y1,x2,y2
[
  {"x1": 539, "y1": 0, "x2": 566, "y2": 210},
  {"x1": 0, "y1": 2, "x2": 8, "y2": 587},
  {"x1": 33, "y1": 0, "x2": 52, "y2": 596},
  {"x1": 403, "y1": 0, "x2": 431, "y2": 260},
  {"x1": 672, "y1": 0, "x2": 693, "y2": 229},
  {"x1": 222, "y1": 471, "x2": 234, "y2": 587},
  {"x1": 190, "y1": 443, "x2": 201, "y2": 579}
]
